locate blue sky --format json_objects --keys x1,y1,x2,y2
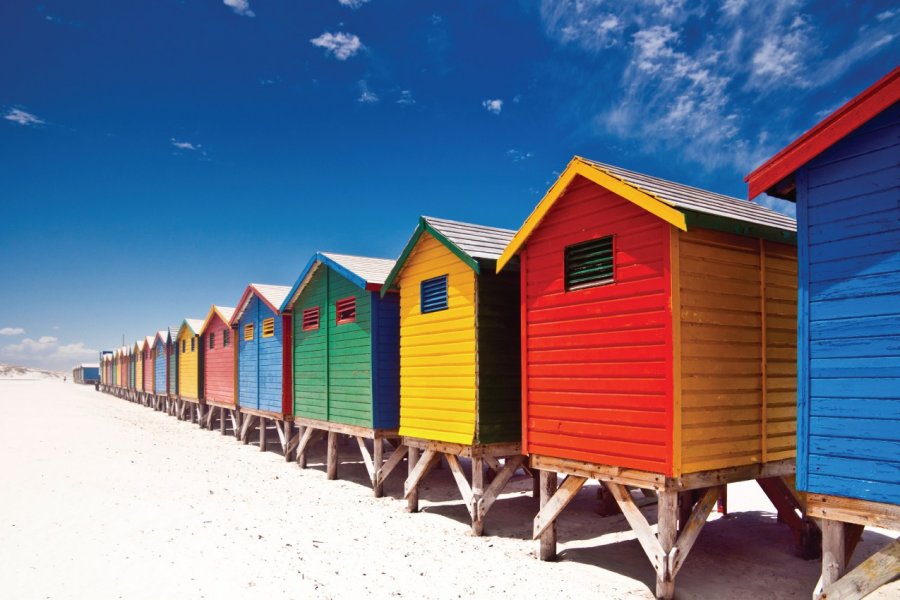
[{"x1": 1, "y1": 1, "x2": 897, "y2": 370}]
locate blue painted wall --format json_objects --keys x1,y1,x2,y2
[
  {"x1": 154, "y1": 343, "x2": 166, "y2": 393},
  {"x1": 371, "y1": 290, "x2": 400, "y2": 429},
  {"x1": 236, "y1": 293, "x2": 283, "y2": 413},
  {"x1": 796, "y1": 101, "x2": 900, "y2": 506}
]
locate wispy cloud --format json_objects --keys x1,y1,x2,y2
[
  {"x1": 0, "y1": 328, "x2": 25, "y2": 336},
  {"x1": 338, "y1": 0, "x2": 371, "y2": 8},
  {"x1": 507, "y1": 149, "x2": 533, "y2": 162},
  {"x1": 357, "y1": 81, "x2": 378, "y2": 103},
  {"x1": 396, "y1": 90, "x2": 415, "y2": 105},
  {"x1": 171, "y1": 138, "x2": 200, "y2": 151},
  {"x1": 310, "y1": 32, "x2": 364, "y2": 60},
  {"x1": 482, "y1": 99, "x2": 503, "y2": 114},
  {"x1": 0, "y1": 335, "x2": 98, "y2": 371},
  {"x1": 224, "y1": 0, "x2": 255, "y2": 17},
  {"x1": 4, "y1": 108, "x2": 44, "y2": 127}
]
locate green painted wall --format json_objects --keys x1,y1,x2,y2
[{"x1": 293, "y1": 267, "x2": 374, "y2": 427}]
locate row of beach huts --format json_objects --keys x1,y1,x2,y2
[{"x1": 93, "y1": 68, "x2": 899, "y2": 599}]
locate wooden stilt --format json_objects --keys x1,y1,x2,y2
[
  {"x1": 818, "y1": 538, "x2": 900, "y2": 600},
  {"x1": 373, "y1": 438, "x2": 384, "y2": 498},
  {"x1": 283, "y1": 421, "x2": 294, "y2": 462},
  {"x1": 326, "y1": 432, "x2": 338, "y2": 480},
  {"x1": 259, "y1": 417, "x2": 267, "y2": 452},
  {"x1": 219, "y1": 407, "x2": 226, "y2": 435},
  {"x1": 375, "y1": 444, "x2": 408, "y2": 492},
  {"x1": 296, "y1": 427, "x2": 323, "y2": 469},
  {"x1": 539, "y1": 470, "x2": 558, "y2": 561},
  {"x1": 822, "y1": 519, "x2": 849, "y2": 591},
  {"x1": 406, "y1": 447, "x2": 420, "y2": 513},
  {"x1": 656, "y1": 489, "x2": 677, "y2": 599}
]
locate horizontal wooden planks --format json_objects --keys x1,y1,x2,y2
[
  {"x1": 203, "y1": 314, "x2": 234, "y2": 406},
  {"x1": 177, "y1": 329, "x2": 200, "y2": 400},
  {"x1": 398, "y1": 232, "x2": 477, "y2": 445},
  {"x1": 521, "y1": 177, "x2": 673, "y2": 473}
]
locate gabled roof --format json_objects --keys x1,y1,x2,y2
[
  {"x1": 497, "y1": 156, "x2": 796, "y2": 271},
  {"x1": 167, "y1": 326, "x2": 179, "y2": 342},
  {"x1": 200, "y1": 305, "x2": 236, "y2": 335},
  {"x1": 133, "y1": 339, "x2": 145, "y2": 352},
  {"x1": 382, "y1": 216, "x2": 516, "y2": 294},
  {"x1": 144, "y1": 336, "x2": 154, "y2": 350},
  {"x1": 151, "y1": 330, "x2": 167, "y2": 348},
  {"x1": 231, "y1": 283, "x2": 292, "y2": 324},
  {"x1": 178, "y1": 318, "x2": 204, "y2": 337},
  {"x1": 281, "y1": 252, "x2": 396, "y2": 311},
  {"x1": 746, "y1": 66, "x2": 900, "y2": 200}
]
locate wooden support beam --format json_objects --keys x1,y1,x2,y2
[
  {"x1": 356, "y1": 436, "x2": 376, "y2": 483},
  {"x1": 403, "y1": 449, "x2": 439, "y2": 501},
  {"x1": 373, "y1": 438, "x2": 384, "y2": 498},
  {"x1": 533, "y1": 475, "x2": 587, "y2": 540},
  {"x1": 285, "y1": 430, "x2": 301, "y2": 459},
  {"x1": 818, "y1": 538, "x2": 900, "y2": 600},
  {"x1": 240, "y1": 415, "x2": 256, "y2": 444},
  {"x1": 219, "y1": 407, "x2": 226, "y2": 435},
  {"x1": 821, "y1": 519, "x2": 849, "y2": 590},
  {"x1": 230, "y1": 411, "x2": 240, "y2": 439},
  {"x1": 326, "y1": 431, "x2": 338, "y2": 480},
  {"x1": 296, "y1": 427, "x2": 323, "y2": 469},
  {"x1": 656, "y1": 489, "x2": 678, "y2": 599},
  {"x1": 479, "y1": 456, "x2": 526, "y2": 521},
  {"x1": 445, "y1": 455, "x2": 475, "y2": 518},
  {"x1": 282, "y1": 421, "x2": 294, "y2": 461},
  {"x1": 406, "y1": 447, "x2": 420, "y2": 513},
  {"x1": 275, "y1": 420, "x2": 286, "y2": 450},
  {"x1": 669, "y1": 486, "x2": 719, "y2": 578},
  {"x1": 539, "y1": 470, "x2": 558, "y2": 561},
  {"x1": 471, "y1": 457, "x2": 486, "y2": 536},
  {"x1": 376, "y1": 444, "x2": 408, "y2": 491}
]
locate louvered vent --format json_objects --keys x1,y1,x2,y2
[
  {"x1": 336, "y1": 297, "x2": 356, "y2": 324},
  {"x1": 420, "y1": 275, "x2": 448, "y2": 314},
  {"x1": 565, "y1": 236, "x2": 615, "y2": 291},
  {"x1": 302, "y1": 307, "x2": 320, "y2": 331},
  {"x1": 262, "y1": 317, "x2": 275, "y2": 337}
]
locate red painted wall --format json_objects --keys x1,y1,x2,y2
[
  {"x1": 521, "y1": 175, "x2": 674, "y2": 474},
  {"x1": 143, "y1": 347, "x2": 154, "y2": 392},
  {"x1": 202, "y1": 313, "x2": 235, "y2": 405}
]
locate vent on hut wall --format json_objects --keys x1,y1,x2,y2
[
  {"x1": 420, "y1": 275, "x2": 449, "y2": 313},
  {"x1": 336, "y1": 297, "x2": 356, "y2": 324},
  {"x1": 565, "y1": 236, "x2": 615, "y2": 291},
  {"x1": 262, "y1": 317, "x2": 275, "y2": 338},
  {"x1": 303, "y1": 307, "x2": 320, "y2": 331}
]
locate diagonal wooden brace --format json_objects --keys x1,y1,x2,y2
[
  {"x1": 533, "y1": 475, "x2": 587, "y2": 539},
  {"x1": 478, "y1": 456, "x2": 526, "y2": 520},
  {"x1": 403, "y1": 449, "x2": 440, "y2": 499},
  {"x1": 375, "y1": 444, "x2": 408, "y2": 488}
]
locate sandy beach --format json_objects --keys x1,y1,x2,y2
[{"x1": 1, "y1": 377, "x2": 896, "y2": 600}]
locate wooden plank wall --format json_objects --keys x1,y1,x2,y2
[
  {"x1": 154, "y1": 342, "x2": 166, "y2": 393},
  {"x1": 178, "y1": 329, "x2": 200, "y2": 399},
  {"x1": 203, "y1": 314, "x2": 235, "y2": 405},
  {"x1": 676, "y1": 227, "x2": 797, "y2": 474},
  {"x1": 371, "y1": 291, "x2": 400, "y2": 430},
  {"x1": 257, "y1": 299, "x2": 284, "y2": 414},
  {"x1": 521, "y1": 177, "x2": 673, "y2": 474},
  {"x1": 237, "y1": 296, "x2": 260, "y2": 410},
  {"x1": 143, "y1": 345, "x2": 154, "y2": 393},
  {"x1": 799, "y1": 102, "x2": 900, "y2": 505},
  {"x1": 398, "y1": 233, "x2": 478, "y2": 445}
]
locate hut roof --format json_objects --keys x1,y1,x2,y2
[
  {"x1": 151, "y1": 330, "x2": 167, "y2": 348},
  {"x1": 179, "y1": 318, "x2": 205, "y2": 337},
  {"x1": 747, "y1": 66, "x2": 899, "y2": 200},
  {"x1": 200, "y1": 305, "x2": 236, "y2": 335},
  {"x1": 281, "y1": 252, "x2": 396, "y2": 311},
  {"x1": 231, "y1": 283, "x2": 292, "y2": 324},
  {"x1": 382, "y1": 216, "x2": 517, "y2": 293},
  {"x1": 498, "y1": 156, "x2": 797, "y2": 271}
]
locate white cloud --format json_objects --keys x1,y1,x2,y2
[
  {"x1": 396, "y1": 90, "x2": 415, "y2": 105},
  {"x1": 310, "y1": 32, "x2": 363, "y2": 60},
  {"x1": 507, "y1": 149, "x2": 533, "y2": 162},
  {"x1": 224, "y1": 0, "x2": 255, "y2": 17},
  {"x1": 357, "y1": 81, "x2": 378, "y2": 103},
  {"x1": 171, "y1": 138, "x2": 200, "y2": 151},
  {"x1": 0, "y1": 336, "x2": 98, "y2": 372},
  {"x1": 339, "y1": 0, "x2": 371, "y2": 8},
  {"x1": 482, "y1": 99, "x2": 503, "y2": 114},
  {"x1": 0, "y1": 327, "x2": 24, "y2": 336},
  {"x1": 876, "y1": 9, "x2": 897, "y2": 21},
  {"x1": 748, "y1": 16, "x2": 814, "y2": 89},
  {"x1": 4, "y1": 108, "x2": 44, "y2": 127}
]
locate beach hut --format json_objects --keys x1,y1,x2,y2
[
  {"x1": 199, "y1": 305, "x2": 238, "y2": 434},
  {"x1": 280, "y1": 252, "x2": 400, "y2": 495},
  {"x1": 166, "y1": 326, "x2": 178, "y2": 414},
  {"x1": 119, "y1": 346, "x2": 128, "y2": 396},
  {"x1": 746, "y1": 67, "x2": 900, "y2": 600},
  {"x1": 128, "y1": 345, "x2": 136, "y2": 400},
  {"x1": 230, "y1": 284, "x2": 294, "y2": 456},
  {"x1": 150, "y1": 331, "x2": 169, "y2": 411},
  {"x1": 381, "y1": 216, "x2": 525, "y2": 534},
  {"x1": 73, "y1": 364, "x2": 100, "y2": 385},
  {"x1": 176, "y1": 318, "x2": 204, "y2": 422},
  {"x1": 134, "y1": 340, "x2": 145, "y2": 401},
  {"x1": 142, "y1": 335, "x2": 154, "y2": 405},
  {"x1": 497, "y1": 157, "x2": 803, "y2": 599}
]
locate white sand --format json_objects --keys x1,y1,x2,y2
[{"x1": 1, "y1": 378, "x2": 897, "y2": 599}]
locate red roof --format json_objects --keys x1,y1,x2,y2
[{"x1": 746, "y1": 66, "x2": 900, "y2": 200}]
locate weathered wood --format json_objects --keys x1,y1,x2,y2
[
  {"x1": 669, "y1": 486, "x2": 719, "y2": 578},
  {"x1": 539, "y1": 470, "x2": 558, "y2": 561},
  {"x1": 282, "y1": 421, "x2": 294, "y2": 461},
  {"x1": 818, "y1": 538, "x2": 900, "y2": 600},
  {"x1": 479, "y1": 455, "x2": 526, "y2": 520},
  {"x1": 326, "y1": 431, "x2": 338, "y2": 480},
  {"x1": 240, "y1": 415, "x2": 256, "y2": 444},
  {"x1": 403, "y1": 449, "x2": 439, "y2": 500},
  {"x1": 401, "y1": 437, "x2": 521, "y2": 458},
  {"x1": 376, "y1": 444, "x2": 408, "y2": 490},
  {"x1": 356, "y1": 436, "x2": 376, "y2": 483},
  {"x1": 230, "y1": 411, "x2": 241, "y2": 439},
  {"x1": 219, "y1": 407, "x2": 226, "y2": 435},
  {"x1": 275, "y1": 420, "x2": 286, "y2": 448},
  {"x1": 294, "y1": 416, "x2": 397, "y2": 440},
  {"x1": 807, "y1": 494, "x2": 900, "y2": 531},
  {"x1": 471, "y1": 457, "x2": 485, "y2": 536},
  {"x1": 533, "y1": 475, "x2": 587, "y2": 539},
  {"x1": 406, "y1": 447, "x2": 420, "y2": 513},
  {"x1": 656, "y1": 489, "x2": 678, "y2": 599},
  {"x1": 445, "y1": 455, "x2": 475, "y2": 517},
  {"x1": 285, "y1": 431, "x2": 301, "y2": 458},
  {"x1": 373, "y1": 438, "x2": 384, "y2": 498},
  {"x1": 296, "y1": 427, "x2": 324, "y2": 469},
  {"x1": 606, "y1": 482, "x2": 666, "y2": 591},
  {"x1": 259, "y1": 417, "x2": 268, "y2": 452},
  {"x1": 822, "y1": 519, "x2": 849, "y2": 590}
]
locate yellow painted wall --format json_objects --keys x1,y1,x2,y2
[
  {"x1": 398, "y1": 232, "x2": 477, "y2": 444},
  {"x1": 177, "y1": 329, "x2": 199, "y2": 399},
  {"x1": 674, "y1": 228, "x2": 797, "y2": 474},
  {"x1": 135, "y1": 346, "x2": 144, "y2": 392}
]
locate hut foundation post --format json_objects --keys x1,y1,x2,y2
[
  {"x1": 219, "y1": 408, "x2": 226, "y2": 435},
  {"x1": 282, "y1": 421, "x2": 294, "y2": 462},
  {"x1": 406, "y1": 447, "x2": 420, "y2": 513},
  {"x1": 655, "y1": 489, "x2": 677, "y2": 599},
  {"x1": 471, "y1": 457, "x2": 485, "y2": 536},
  {"x1": 538, "y1": 470, "x2": 558, "y2": 561},
  {"x1": 373, "y1": 439, "x2": 384, "y2": 498},
  {"x1": 326, "y1": 431, "x2": 338, "y2": 480},
  {"x1": 259, "y1": 418, "x2": 267, "y2": 452}
]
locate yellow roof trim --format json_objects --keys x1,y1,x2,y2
[{"x1": 496, "y1": 157, "x2": 689, "y2": 272}]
